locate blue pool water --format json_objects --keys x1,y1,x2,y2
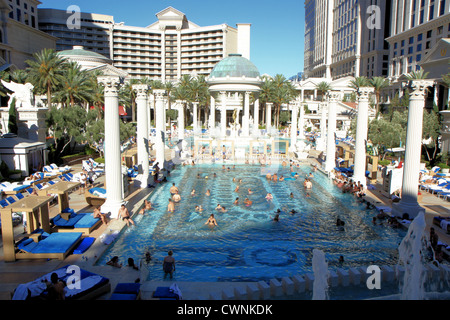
[{"x1": 97, "y1": 164, "x2": 406, "y2": 282}]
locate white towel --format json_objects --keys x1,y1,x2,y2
[
  {"x1": 12, "y1": 281, "x2": 47, "y2": 300},
  {"x1": 169, "y1": 283, "x2": 182, "y2": 300}
]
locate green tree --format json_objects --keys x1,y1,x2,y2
[
  {"x1": 315, "y1": 81, "x2": 332, "y2": 102},
  {"x1": 422, "y1": 104, "x2": 441, "y2": 164},
  {"x1": 259, "y1": 75, "x2": 275, "y2": 125},
  {"x1": 270, "y1": 74, "x2": 296, "y2": 128},
  {"x1": 369, "y1": 76, "x2": 390, "y2": 119},
  {"x1": 349, "y1": 76, "x2": 370, "y2": 93},
  {"x1": 25, "y1": 48, "x2": 66, "y2": 107},
  {"x1": 8, "y1": 97, "x2": 18, "y2": 134},
  {"x1": 54, "y1": 62, "x2": 94, "y2": 108}
]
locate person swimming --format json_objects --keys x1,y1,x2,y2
[
  {"x1": 265, "y1": 193, "x2": 273, "y2": 201},
  {"x1": 205, "y1": 214, "x2": 218, "y2": 227}
]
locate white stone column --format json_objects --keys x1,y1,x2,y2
[
  {"x1": 298, "y1": 99, "x2": 305, "y2": 139},
  {"x1": 243, "y1": 91, "x2": 251, "y2": 136},
  {"x1": 353, "y1": 87, "x2": 374, "y2": 186},
  {"x1": 220, "y1": 91, "x2": 227, "y2": 137},
  {"x1": 192, "y1": 102, "x2": 199, "y2": 134},
  {"x1": 316, "y1": 102, "x2": 327, "y2": 152},
  {"x1": 393, "y1": 80, "x2": 433, "y2": 219},
  {"x1": 154, "y1": 89, "x2": 166, "y2": 169},
  {"x1": 176, "y1": 100, "x2": 185, "y2": 140},
  {"x1": 325, "y1": 92, "x2": 339, "y2": 173},
  {"x1": 254, "y1": 97, "x2": 260, "y2": 135},
  {"x1": 133, "y1": 84, "x2": 151, "y2": 188},
  {"x1": 98, "y1": 76, "x2": 124, "y2": 219},
  {"x1": 210, "y1": 95, "x2": 216, "y2": 129},
  {"x1": 266, "y1": 103, "x2": 272, "y2": 132},
  {"x1": 290, "y1": 102, "x2": 298, "y2": 147}
]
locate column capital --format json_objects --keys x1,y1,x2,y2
[
  {"x1": 98, "y1": 76, "x2": 121, "y2": 97},
  {"x1": 153, "y1": 89, "x2": 166, "y2": 100},
  {"x1": 326, "y1": 90, "x2": 341, "y2": 102},
  {"x1": 410, "y1": 80, "x2": 434, "y2": 99},
  {"x1": 132, "y1": 84, "x2": 150, "y2": 99},
  {"x1": 356, "y1": 87, "x2": 375, "y2": 102}
]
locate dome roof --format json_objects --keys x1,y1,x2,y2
[
  {"x1": 58, "y1": 46, "x2": 111, "y2": 63},
  {"x1": 209, "y1": 54, "x2": 260, "y2": 79}
]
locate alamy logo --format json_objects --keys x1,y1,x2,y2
[
  {"x1": 65, "y1": 265, "x2": 81, "y2": 290},
  {"x1": 66, "y1": 5, "x2": 81, "y2": 30},
  {"x1": 366, "y1": 5, "x2": 381, "y2": 30},
  {"x1": 366, "y1": 265, "x2": 381, "y2": 290}
]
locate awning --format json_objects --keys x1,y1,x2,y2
[{"x1": 90, "y1": 105, "x2": 127, "y2": 116}]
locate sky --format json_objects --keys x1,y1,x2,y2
[{"x1": 38, "y1": 0, "x2": 305, "y2": 78}]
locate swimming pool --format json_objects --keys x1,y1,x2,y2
[{"x1": 97, "y1": 164, "x2": 406, "y2": 282}]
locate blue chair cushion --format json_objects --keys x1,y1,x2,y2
[
  {"x1": 74, "y1": 215, "x2": 100, "y2": 228},
  {"x1": 114, "y1": 283, "x2": 141, "y2": 295},
  {"x1": 153, "y1": 287, "x2": 178, "y2": 299},
  {"x1": 73, "y1": 237, "x2": 95, "y2": 254},
  {"x1": 109, "y1": 293, "x2": 138, "y2": 300}
]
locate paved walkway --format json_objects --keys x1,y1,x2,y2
[{"x1": 0, "y1": 152, "x2": 449, "y2": 300}]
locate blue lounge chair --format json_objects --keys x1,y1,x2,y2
[
  {"x1": 109, "y1": 283, "x2": 141, "y2": 300},
  {"x1": 5, "y1": 196, "x2": 16, "y2": 205},
  {"x1": 0, "y1": 199, "x2": 9, "y2": 208},
  {"x1": 15, "y1": 193, "x2": 24, "y2": 201}
]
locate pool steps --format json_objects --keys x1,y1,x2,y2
[{"x1": 196, "y1": 263, "x2": 449, "y2": 300}]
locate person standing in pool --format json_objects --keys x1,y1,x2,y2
[
  {"x1": 205, "y1": 214, "x2": 218, "y2": 227},
  {"x1": 167, "y1": 198, "x2": 175, "y2": 213},
  {"x1": 170, "y1": 183, "x2": 179, "y2": 195},
  {"x1": 163, "y1": 251, "x2": 176, "y2": 279}
]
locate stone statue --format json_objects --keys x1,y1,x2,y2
[{"x1": 1, "y1": 80, "x2": 35, "y2": 109}]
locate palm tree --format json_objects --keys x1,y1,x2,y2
[
  {"x1": 54, "y1": 62, "x2": 94, "y2": 108},
  {"x1": 316, "y1": 81, "x2": 332, "y2": 102},
  {"x1": 122, "y1": 78, "x2": 140, "y2": 122},
  {"x1": 164, "y1": 81, "x2": 175, "y2": 110},
  {"x1": 406, "y1": 69, "x2": 430, "y2": 80},
  {"x1": 171, "y1": 84, "x2": 191, "y2": 126},
  {"x1": 368, "y1": 77, "x2": 390, "y2": 119},
  {"x1": 349, "y1": 76, "x2": 370, "y2": 93},
  {"x1": 271, "y1": 74, "x2": 296, "y2": 128},
  {"x1": 259, "y1": 76, "x2": 275, "y2": 126},
  {"x1": 25, "y1": 48, "x2": 66, "y2": 107},
  {"x1": 9, "y1": 69, "x2": 28, "y2": 84}
]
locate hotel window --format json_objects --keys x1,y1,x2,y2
[
  {"x1": 429, "y1": 4, "x2": 435, "y2": 20},
  {"x1": 418, "y1": 33, "x2": 423, "y2": 41},
  {"x1": 440, "y1": 0, "x2": 446, "y2": 16},
  {"x1": 417, "y1": 43, "x2": 422, "y2": 51},
  {"x1": 409, "y1": 37, "x2": 414, "y2": 44},
  {"x1": 417, "y1": 54, "x2": 422, "y2": 61}
]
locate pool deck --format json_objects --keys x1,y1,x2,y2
[{"x1": 0, "y1": 150, "x2": 449, "y2": 300}]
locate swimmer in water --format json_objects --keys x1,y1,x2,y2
[
  {"x1": 248, "y1": 188, "x2": 253, "y2": 195},
  {"x1": 206, "y1": 189, "x2": 211, "y2": 196},
  {"x1": 265, "y1": 193, "x2": 273, "y2": 201},
  {"x1": 233, "y1": 197, "x2": 239, "y2": 205},
  {"x1": 244, "y1": 198, "x2": 252, "y2": 207},
  {"x1": 205, "y1": 214, "x2": 218, "y2": 227}
]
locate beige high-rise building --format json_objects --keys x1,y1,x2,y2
[
  {"x1": 304, "y1": 0, "x2": 391, "y2": 80},
  {"x1": 386, "y1": 0, "x2": 450, "y2": 78},
  {"x1": 0, "y1": 0, "x2": 56, "y2": 70},
  {"x1": 38, "y1": 8, "x2": 113, "y2": 58},
  {"x1": 38, "y1": 6, "x2": 250, "y2": 81}
]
